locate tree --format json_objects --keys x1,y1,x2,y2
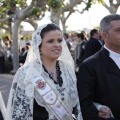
[
  {"x1": 48, "y1": 0, "x2": 95, "y2": 32},
  {"x1": 86, "y1": 0, "x2": 120, "y2": 14},
  {"x1": 98, "y1": 0, "x2": 120, "y2": 14},
  {"x1": 60, "y1": 11, "x2": 73, "y2": 33},
  {"x1": 0, "y1": 1, "x2": 12, "y2": 37},
  {"x1": 24, "y1": 2, "x2": 47, "y2": 30},
  {"x1": 0, "y1": 0, "x2": 47, "y2": 73},
  {"x1": 48, "y1": 0, "x2": 84, "y2": 25}
]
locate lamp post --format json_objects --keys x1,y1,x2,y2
[
  {"x1": 7, "y1": 10, "x2": 14, "y2": 38},
  {"x1": 8, "y1": 17, "x2": 12, "y2": 37}
]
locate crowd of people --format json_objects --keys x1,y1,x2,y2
[
  {"x1": 0, "y1": 36, "x2": 31, "y2": 73},
  {"x1": 63, "y1": 28, "x2": 104, "y2": 73},
  {"x1": 0, "y1": 14, "x2": 120, "y2": 120}
]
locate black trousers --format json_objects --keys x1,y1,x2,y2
[{"x1": 0, "y1": 56, "x2": 5, "y2": 73}]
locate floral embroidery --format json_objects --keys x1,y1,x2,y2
[{"x1": 11, "y1": 86, "x2": 32, "y2": 120}]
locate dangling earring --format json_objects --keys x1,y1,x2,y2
[
  {"x1": 39, "y1": 44, "x2": 42, "y2": 55},
  {"x1": 39, "y1": 49, "x2": 42, "y2": 55}
]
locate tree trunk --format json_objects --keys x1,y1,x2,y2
[
  {"x1": 109, "y1": 7, "x2": 117, "y2": 14},
  {"x1": 50, "y1": 8, "x2": 61, "y2": 25},
  {"x1": 12, "y1": 20, "x2": 21, "y2": 72},
  {"x1": 9, "y1": 19, "x2": 12, "y2": 38},
  {"x1": 61, "y1": 20, "x2": 66, "y2": 33}
]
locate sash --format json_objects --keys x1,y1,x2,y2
[{"x1": 32, "y1": 76, "x2": 73, "y2": 120}]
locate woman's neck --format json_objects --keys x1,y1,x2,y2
[
  {"x1": 42, "y1": 58, "x2": 57, "y2": 70},
  {"x1": 42, "y1": 58, "x2": 58, "y2": 81}
]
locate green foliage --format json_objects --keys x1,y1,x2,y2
[
  {"x1": 0, "y1": 34, "x2": 10, "y2": 42},
  {"x1": 97, "y1": 0, "x2": 105, "y2": 5},
  {"x1": 30, "y1": 7, "x2": 42, "y2": 17},
  {"x1": 0, "y1": 0, "x2": 47, "y2": 34},
  {"x1": 84, "y1": 0, "x2": 92, "y2": 11},
  {"x1": 88, "y1": 0, "x2": 104, "y2": 5},
  {"x1": 6, "y1": 0, "x2": 16, "y2": 6},
  {"x1": 48, "y1": 0, "x2": 63, "y2": 8},
  {"x1": 94, "y1": 26, "x2": 100, "y2": 29},
  {"x1": 81, "y1": 0, "x2": 104, "y2": 12},
  {"x1": 17, "y1": 0, "x2": 24, "y2": 5}
]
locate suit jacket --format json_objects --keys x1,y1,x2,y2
[
  {"x1": 0, "y1": 111, "x2": 3, "y2": 120},
  {"x1": 19, "y1": 51, "x2": 28, "y2": 64},
  {"x1": 77, "y1": 48, "x2": 119, "y2": 120},
  {"x1": 84, "y1": 37, "x2": 102, "y2": 59}
]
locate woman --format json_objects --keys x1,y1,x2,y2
[{"x1": 6, "y1": 23, "x2": 83, "y2": 120}]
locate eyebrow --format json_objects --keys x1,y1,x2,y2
[
  {"x1": 115, "y1": 27, "x2": 120, "y2": 30},
  {"x1": 116, "y1": 27, "x2": 120, "y2": 29}
]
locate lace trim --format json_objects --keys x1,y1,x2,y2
[{"x1": 43, "y1": 61, "x2": 63, "y2": 87}]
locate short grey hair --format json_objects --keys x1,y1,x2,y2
[{"x1": 100, "y1": 14, "x2": 120, "y2": 33}]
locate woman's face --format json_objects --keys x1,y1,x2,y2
[{"x1": 41, "y1": 30, "x2": 63, "y2": 60}]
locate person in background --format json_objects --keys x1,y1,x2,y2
[
  {"x1": 63, "y1": 33, "x2": 72, "y2": 50},
  {"x1": 70, "y1": 33, "x2": 80, "y2": 59},
  {"x1": 6, "y1": 23, "x2": 83, "y2": 120},
  {"x1": 7, "y1": 40, "x2": 13, "y2": 62},
  {"x1": 77, "y1": 14, "x2": 120, "y2": 120},
  {"x1": 81, "y1": 31, "x2": 88, "y2": 41},
  {"x1": 19, "y1": 37, "x2": 26, "y2": 50},
  {"x1": 0, "y1": 38, "x2": 6, "y2": 73},
  {"x1": 26, "y1": 37, "x2": 31, "y2": 45},
  {"x1": 5, "y1": 41, "x2": 12, "y2": 61},
  {"x1": 5, "y1": 36, "x2": 11, "y2": 43},
  {"x1": 74, "y1": 33, "x2": 87, "y2": 72},
  {"x1": 19, "y1": 45, "x2": 30, "y2": 65},
  {"x1": 84, "y1": 29, "x2": 102, "y2": 59},
  {"x1": 98, "y1": 34, "x2": 105, "y2": 46}
]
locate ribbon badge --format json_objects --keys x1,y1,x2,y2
[{"x1": 36, "y1": 79, "x2": 46, "y2": 90}]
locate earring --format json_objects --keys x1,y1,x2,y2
[{"x1": 39, "y1": 49, "x2": 42, "y2": 55}]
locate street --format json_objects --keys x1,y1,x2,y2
[{"x1": 0, "y1": 74, "x2": 13, "y2": 106}]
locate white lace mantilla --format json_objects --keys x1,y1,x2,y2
[
  {"x1": 6, "y1": 61, "x2": 82, "y2": 120},
  {"x1": 5, "y1": 23, "x2": 83, "y2": 120}
]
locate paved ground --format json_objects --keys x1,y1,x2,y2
[{"x1": 0, "y1": 74, "x2": 14, "y2": 106}]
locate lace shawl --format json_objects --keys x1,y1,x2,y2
[{"x1": 5, "y1": 23, "x2": 83, "y2": 120}]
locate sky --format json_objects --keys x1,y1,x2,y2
[{"x1": 22, "y1": 1, "x2": 120, "y2": 32}]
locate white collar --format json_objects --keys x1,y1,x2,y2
[
  {"x1": 104, "y1": 45, "x2": 120, "y2": 57},
  {"x1": 104, "y1": 45, "x2": 120, "y2": 69}
]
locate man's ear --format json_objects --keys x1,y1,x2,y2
[{"x1": 101, "y1": 32, "x2": 108, "y2": 41}]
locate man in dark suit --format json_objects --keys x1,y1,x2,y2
[
  {"x1": 77, "y1": 14, "x2": 120, "y2": 120},
  {"x1": 84, "y1": 29, "x2": 102, "y2": 59}
]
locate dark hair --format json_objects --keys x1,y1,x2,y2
[
  {"x1": 77, "y1": 33, "x2": 85, "y2": 40},
  {"x1": 40, "y1": 24, "x2": 61, "y2": 39},
  {"x1": 90, "y1": 29, "x2": 98, "y2": 37},
  {"x1": 5, "y1": 36, "x2": 10, "y2": 40},
  {"x1": 21, "y1": 37, "x2": 24, "y2": 40},
  {"x1": 63, "y1": 33, "x2": 69, "y2": 39}
]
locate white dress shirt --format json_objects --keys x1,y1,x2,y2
[{"x1": 104, "y1": 45, "x2": 120, "y2": 69}]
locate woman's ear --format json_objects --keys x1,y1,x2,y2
[
  {"x1": 39, "y1": 44, "x2": 42, "y2": 55},
  {"x1": 39, "y1": 44, "x2": 41, "y2": 49}
]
